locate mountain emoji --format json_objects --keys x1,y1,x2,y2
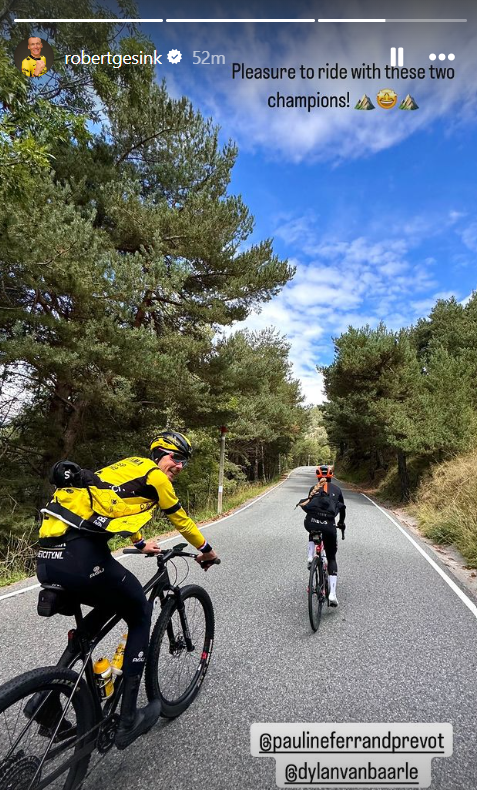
[
  {"x1": 399, "y1": 94, "x2": 419, "y2": 110},
  {"x1": 355, "y1": 94, "x2": 375, "y2": 110}
]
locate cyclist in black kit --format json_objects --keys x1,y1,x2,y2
[
  {"x1": 297, "y1": 465, "x2": 346, "y2": 607},
  {"x1": 36, "y1": 429, "x2": 217, "y2": 749}
]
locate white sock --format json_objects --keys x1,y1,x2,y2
[
  {"x1": 329, "y1": 575, "x2": 337, "y2": 595},
  {"x1": 307, "y1": 541, "x2": 315, "y2": 561}
]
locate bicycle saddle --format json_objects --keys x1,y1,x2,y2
[{"x1": 37, "y1": 585, "x2": 79, "y2": 617}]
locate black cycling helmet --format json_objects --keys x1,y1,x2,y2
[
  {"x1": 316, "y1": 464, "x2": 334, "y2": 480},
  {"x1": 49, "y1": 460, "x2": 83, "y2": 488},
  {"x1": 150, "y1": 429, "x2": 192, "y2": 463}
]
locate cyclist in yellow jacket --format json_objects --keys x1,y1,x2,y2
[
  {"x1": 22, "y1": 37, "x2": 48, "y2": 76},
  {"x1": 36, "y1": 430, "x2": 217, "y2": 749}
]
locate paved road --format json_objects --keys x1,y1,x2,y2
[{"x1": 1, "y1": 467, "x2": 477, "y2": 789}]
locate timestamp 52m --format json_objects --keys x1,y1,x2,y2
[{"x1": 193, "y1": 51, "x2": 226, "y2": 64}]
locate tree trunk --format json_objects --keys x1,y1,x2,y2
[
  {"x1": 369, "y1": 447, "x2": 376, "y2": 481},
  {"x1": 63, "y1": 399, "x2": 87, "y2": 458},
  {"x1": 206, "y1": 474, "x2": 211, "y2": 509},
  {"x1": 37, "y1": 381, "x2": 73, "y2": 506},
  {"x1": 397, "y1": 450, "x2": 410, "y2": 502}
]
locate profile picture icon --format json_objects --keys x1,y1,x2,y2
[{"x1": 14, "y1": 37, "x2": 54, "y2": 77}]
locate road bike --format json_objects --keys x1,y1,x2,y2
[
  {"x1": 307, "y1": 527, "x2": 344, "y2": 632},
  {"x1": 307, "y1": 531, "x2": 329, "y2": 632},
  {"x1": 0, "y1": 543, "x2": 219, "y2": 790}
]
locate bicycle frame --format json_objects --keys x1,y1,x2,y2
[
  {"x1": 2, "y1": 545, "x2": 217, "y2": 790},
  {"x1": 21, "y1": 542, "x2": 199, "y2": 775},
  {"x1": 56, "y1": 546, "x2": 196, "y2": 713},
  {"x1": 310, "y1": 531, "x2": 325, "y2": 562},
  {"x1": 314, "y1": 536, "x2": 324, "y2": 558},
  {"x1": 310, "y1": 531, "x2": 329, "y2": 599}
]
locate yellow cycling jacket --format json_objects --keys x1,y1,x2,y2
[
  {"x1": 22, "y1": 55, "x2": 47, "y2": 76},
  {"x1": 40, "y1": 456, "x2": 207, "y2": 549}
]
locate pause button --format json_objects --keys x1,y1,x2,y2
[{"x1": 390, "y1": 47, "x2": 404, "y2": 66}]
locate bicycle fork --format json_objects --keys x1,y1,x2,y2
[{"x1": 167, "y1": 591, "x2": 195, "y2": 653}]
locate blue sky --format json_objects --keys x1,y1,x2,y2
[{"x1": 130, "y1": 1, "x2": 477, "y2": 402}]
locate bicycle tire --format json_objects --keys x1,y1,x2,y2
[
  {"x1": 308, "y1": 557, "x2": 324, "y2": 632},
  {"x1": 145, "y1": 584, "x2": 214, "y2": 718},
  {"x1": 0, "y1": 666, "x2": 96, "y2": 790}
]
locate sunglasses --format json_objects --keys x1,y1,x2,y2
[{"x1": 165, "y1": 452, "x2": 188, "y2": 467}]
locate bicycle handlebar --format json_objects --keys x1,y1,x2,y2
[{"x1": 122, "y1": 545, "x2": 221, "y2": 568}]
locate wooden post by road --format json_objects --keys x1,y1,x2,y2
[{"x1": 217, "y1": 425, "x2": 227, "y2": 514}]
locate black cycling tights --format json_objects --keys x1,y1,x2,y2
[
  {"x1": 37, "y1": 536, "x2": 151, "y2": 678},
  {"x1": 305, "y1": 519, "x2": 338, "y2": 575}
]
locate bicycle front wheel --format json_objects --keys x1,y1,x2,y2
[
  {"x1": 308, "y1": 557, "x2": 325, "y2": 632},
  {"x1": 145, "y1": 584, "x2": 214, "y2": 718},
  {"x1": 0, "y1": 666, "x2": 96, "y2": 790}
]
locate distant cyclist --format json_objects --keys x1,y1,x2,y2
[
  {"x1": 37, "y1": 429, "x2": 217, "y2": 748},
  {"x1": 296, "y1": 465, "x2": 346, "y2": 607}
]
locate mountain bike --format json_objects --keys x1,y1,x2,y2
[{"x1": 0, "y1": 543, "x2": 219, "y2": 790}]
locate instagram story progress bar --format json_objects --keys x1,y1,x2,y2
[
  {"x1": 14, "y1": 17, "x2": 315, "y2": 23},
  {"x1": 317, "y1": 18, "x2": 467, "y2": 22},
  {"x1": 14, "y1": 17, "x2": 468, "y2": 23}
]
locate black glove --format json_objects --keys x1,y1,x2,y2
[{"x1": 338, "y1": 523, "x2": 346, "y2": 539}]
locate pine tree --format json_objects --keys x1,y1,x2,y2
[{"x1": 0, "y1": 13, "x2": 295, "y2": 535}]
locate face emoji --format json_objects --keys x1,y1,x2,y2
[{"x1": 376, "y1": 89, "x2": 398, "y2": 109}]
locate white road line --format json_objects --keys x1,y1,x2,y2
[
  {"x1": 362, "y1": 493, "x2": 477, "y2": 619},
  {"x1": 0, "y1": 583, "x2": 41, "y2": 601},
  {"x1": 0, "y1": 474, "x2": 291, "y2": 602}
]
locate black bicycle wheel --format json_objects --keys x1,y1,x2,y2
[
  {"x1": 145, "y1": 584, "x2": 214, "y2": 718},
  {"x1": 308, "y1": 557, "x2": 324, "y2": 632},
  {"x1": 0, "y1": 666, "x2": 96, "y2": 790}
]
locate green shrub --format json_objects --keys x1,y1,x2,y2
[
  {"x1": 414, "y1": 450, "x2": 477, "y2": 567},
  {"x1": 0, "y1": 529, "x2": 38, "y2": 586}
]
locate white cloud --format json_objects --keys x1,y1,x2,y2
[
  {"x1": 461, "y1": 291, "x2": 476, "y2": 306},
  {"x1": 289, "y1": 280, "x2": 362, "y2": 309},
  {"x1": 461, "y1": 221, "x2": 477, "y2": 252},
  {"x1": 297, "y1": 369, "x2": 327, "y2": 405},
  {"x1": 169, "y1": 1, "x2": 477, "y2": 163},
  {"x1": 449, "y1": 211, "x2": 467, "y2": 224},
  {"x1": 232, "y1": 204, "x2": 468, "y2": 403},
  {"x1": 410, "y1": 290, "x2": 457, "y2": 314}
]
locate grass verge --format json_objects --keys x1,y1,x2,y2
[{"x1": 412, "y1": 450, "x2": 477, "y2": 568}]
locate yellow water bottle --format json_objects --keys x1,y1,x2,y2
[
  {"x1": 93, "y1": 657, "x2": 115, "y2": 699},
  {"x1": 111, "y1": 632, "x2": 128, "y2": 677}
]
